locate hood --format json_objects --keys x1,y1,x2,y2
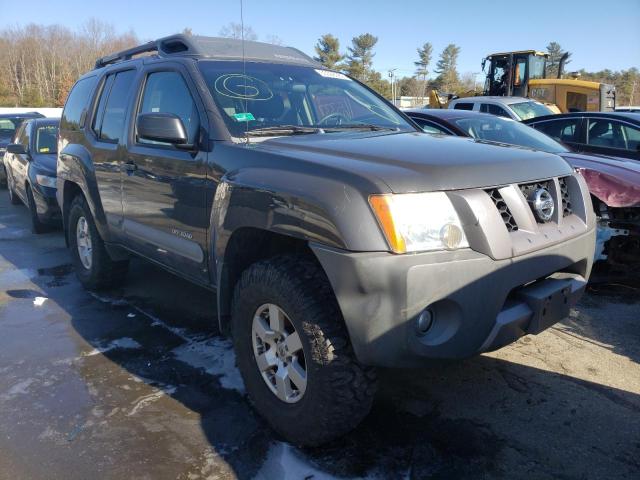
[
  {"x1": 256, "y1": 131, "x2": 573, "y2": 193},
  {"x1": 30, "y1": 153, "x2": 57, "y2": 175},
  {"x1": 560, "y1": 152, "x2": 640, "y2": 208}
]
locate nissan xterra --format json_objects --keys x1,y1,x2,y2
[{"x1": 57, "y1": 35, "x2": 596, "y2": 446}]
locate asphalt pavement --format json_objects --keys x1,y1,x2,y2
[{"x1": 0, "y1": 192, "x2": 638, "y2": 480}]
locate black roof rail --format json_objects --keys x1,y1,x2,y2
[{"x1": 94, "y1": 34, "x2": 320, "y2": 69}]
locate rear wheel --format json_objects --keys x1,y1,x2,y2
[
  {"x1": 231, "y1": 255, "x2": 377, "y2": 446},
  {"x1": 67, "y1": 194, "x2": 128, "y2": 289},
  {"x1": 26, "y1": 185, "x2": 48, "y2": 234}
]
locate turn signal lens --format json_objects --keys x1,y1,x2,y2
[{"x1": 369, "y1": 195, "x2": 407, "y2": 253}]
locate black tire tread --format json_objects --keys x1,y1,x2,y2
[
  {"x1": 231, "y1": 254, "x2": 377, "y2": 446},
  {"x1": 68, "y1": 194, "x2": 128, "y2": 289},
  {"x1": 26, "y1": 185, "x2": 47, "y2": 234}
]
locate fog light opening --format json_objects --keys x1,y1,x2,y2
[{"x1": 416, "y1": 309, "x2": 434, "y2": 336}]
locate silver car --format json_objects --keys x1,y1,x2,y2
[{"x1": 447, "y1": 96, "x2": 555, "y2": 121}]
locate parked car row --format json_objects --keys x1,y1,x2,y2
[{"x1": 2, "y1": 33, "x2": 633, "y2": 446}]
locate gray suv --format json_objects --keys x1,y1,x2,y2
[{"x1": 57, "y1": 34, "x2": 596, "y2": 446}]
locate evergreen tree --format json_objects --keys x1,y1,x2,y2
[
  {"x1": 546, "y1": 42, "x2": 571, "y2": 77},
  {"x1": 313, "y1": 34, "x2": 344, "y2": 70},
  {"x1": 345, "y1": 33, "x2": 378, "y2": 82},
  {"x1": 414, "y1": 42, "x2": 432, "y2": 100},
  {"x1": 434, "y1": 44, "x2": 461, "y2": 92}
]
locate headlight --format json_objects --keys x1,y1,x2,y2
[
  {"x1": 369, "y1": 192, "x2": 469, "y2": 253},
  {"x1": 35, "y1": 174, "x2": 57, "y2": 188}
]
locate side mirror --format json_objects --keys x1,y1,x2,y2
[
  {"x1": 6, "y1": 143, "x2": 26, "y2": 155},
  {"x1": 136, "y1": 112, "x2": 190, "y2": 146}
]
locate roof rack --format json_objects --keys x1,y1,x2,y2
[{"x1": 94, "y1": 34, "x2": 320, "y2": 69}]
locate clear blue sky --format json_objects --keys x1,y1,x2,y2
[{"x1": 2, "y1": 0, "x2": 639, "y2": 78}]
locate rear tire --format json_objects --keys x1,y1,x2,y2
[
  {"x1": 231, "y1": 255, "x2": 377, "y2": 446},
  {"x1": 68, "y1": 194, "x2": 128, "y2": 289},
  {"x1": 26, "y1": 185, "x2": 48, "y2": 234}
]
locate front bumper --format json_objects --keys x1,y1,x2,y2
[
  {"x1": 32, "y1": 185, "x2": 61, "y2": 224},
  {"x1": 312, "y1": 227, "x2": 595, "y2": 367}
]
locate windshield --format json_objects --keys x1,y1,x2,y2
[
  {"x1": 35, "y1": 124, "x2": 59, "y2": 154},
  {"x1": 453, "y1": 115, "x2": 569, "y2": 154},
  {"x1": 529, "y1": 55, "x2": 546, "y2": 80},
  {"x1": 0, "y1": 117, "x2": 25, "y2": 142},
  {"x1": 198, "y1": 61, "x2": 413, "y2": 137},
  {"x1": 509, "y1": 101, "x2": 553, "y2": 120}
]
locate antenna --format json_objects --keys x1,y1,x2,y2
[{"x1": 240, "y1": 0, "x2": 249, "y2": 144}]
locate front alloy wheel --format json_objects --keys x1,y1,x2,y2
[
  {"x1": 252, "y1": 303, "x2": 307, "y2": 403},
  {"x1": 76, "y1": 216, "x2": 93, "y2": 270}
]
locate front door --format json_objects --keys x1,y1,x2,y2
[
  {"x1": 122, "y1": 66, "x2": 209, "y2": 283},
  {"x1": 8, "y1": 121, "x2": 32, "y2": 203}
]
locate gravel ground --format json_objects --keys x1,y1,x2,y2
[{"x1": 0, "y1": 193, "x2": 638, "y2": 480}]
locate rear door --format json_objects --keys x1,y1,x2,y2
[
  {"x1": 584, "y1": 117, "x2": 640, "y2": 160},
  {"x1": 529, "y1": 117, "x2": 584, "y2": 151},
  {"x1": 122, "y1": 64, "x2": 209, "y2": 283},
  {"x1": 88, "y1": 68, "x2": 138, "y2": 237}
]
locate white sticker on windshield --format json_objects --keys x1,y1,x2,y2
[{"x1": 315, "y1": 69, "x2": 351, "y2": 81}]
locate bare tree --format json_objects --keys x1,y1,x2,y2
[
  {"x1": 0, "y1": 20, "x2": 137, "y2": 107},
  {"x1": 219, "y1": 22, "x2": 257, "y2": 41}
]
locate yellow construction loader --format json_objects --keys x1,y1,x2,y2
[{"x1": 429, "y1": 50, "x2": 616, "y2": 113}]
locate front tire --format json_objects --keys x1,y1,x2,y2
[
  {"x1": 7, "y1": 172, "x2": 20, "y2": 205},
  {"x1": 231, "y1": 255, "x2": 377, "y2": 446},
  {"x1": 26, "y1": 185, "x2": 48, "y2": 234},
  {"x1": 68, "y1": 194, "x2": 128, "y2": 289}
]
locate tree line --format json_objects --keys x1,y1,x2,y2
[{"x1": 0, "y1": 21, "x2": 637, "y2": 107}]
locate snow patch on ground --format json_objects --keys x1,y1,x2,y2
[
  {"x1": 255, "y1": 442, "x2": 344, "y2": 480},
  {"x1": 171, "y1": 337, "x2": 244, "y2": 393},
  {"x1": 86, "y1": 292, "x2": 244, "y2": 393},
  {"x1": 82, "y1": 337, "x2": 142, "y2": 357},
  {"x1": 89, "y1": 292, "x2": 130, "y2": 307},
  {"x1": 127, "y1": 385, "x2": 177, "y2": 416},
  {"x1": 1, "y1": 378, "x2": 35, "y2": 400}
]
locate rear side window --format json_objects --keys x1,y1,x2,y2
[
  {"x1": 480, "y1": 103, "x2": 510, "y2": 118},
  {"x1": 93, "y1": 70, "x2": 136, "y2": 142},
  {"x1": 533, "y1": 118, "x2": 581, "y2": 143},
  {"x1": 587, "y1": 119, "x2": 640, "y2": 151},
  {"x1": 17, "y1": 123, "x2": 30, "y2": 148},
  {"x1": 61, "y1": 76, "x2": 97, "y2": 131},
  {"x1": 453, "y1": 102, "x2": 474, "y2": 111},
  {"x1": 138, "y1": 71, "x2": 199, "y2": 145}
]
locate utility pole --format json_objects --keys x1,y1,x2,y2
[{"x1": 388, "y1": 68, "x2": 397, "y2": 106}]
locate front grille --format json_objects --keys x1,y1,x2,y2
[
  {"x1": 486, "y1": 188, "x2": 518, "y2": 232},
  {"x1": 519, "y1": 180, "x2": 552, "y2": 224},
  {"x1": 558, "y1": 177, "x2": 572, "y2": 217}
]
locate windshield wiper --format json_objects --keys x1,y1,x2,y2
[
  {"x1": 246, "y1": 125, "x2": 322, "y2": 137},
  {"x1": 322, "y1": 124, "x2": 398, "y2": 132}
]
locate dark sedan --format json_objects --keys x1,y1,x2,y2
[
  {"x1": 4, "y1": 118, "x2": 61, "y2": 233},
  {"x1": 406, "y1": 108, "x2": 640, "y2": 272},
  {"x1": 0, "y1": 111, "x2": 45, "y2": 186},
  {"x1": 523, "y1": 111, "x2": 640, "y2": 161}
]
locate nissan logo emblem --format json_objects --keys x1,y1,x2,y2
[{"x1": 530, "y1": 188, "x2": 555, "y2": 222}]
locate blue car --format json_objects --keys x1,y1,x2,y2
[{"x1": 4, "y1": 117, "x2": 61, "y2": 233}]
